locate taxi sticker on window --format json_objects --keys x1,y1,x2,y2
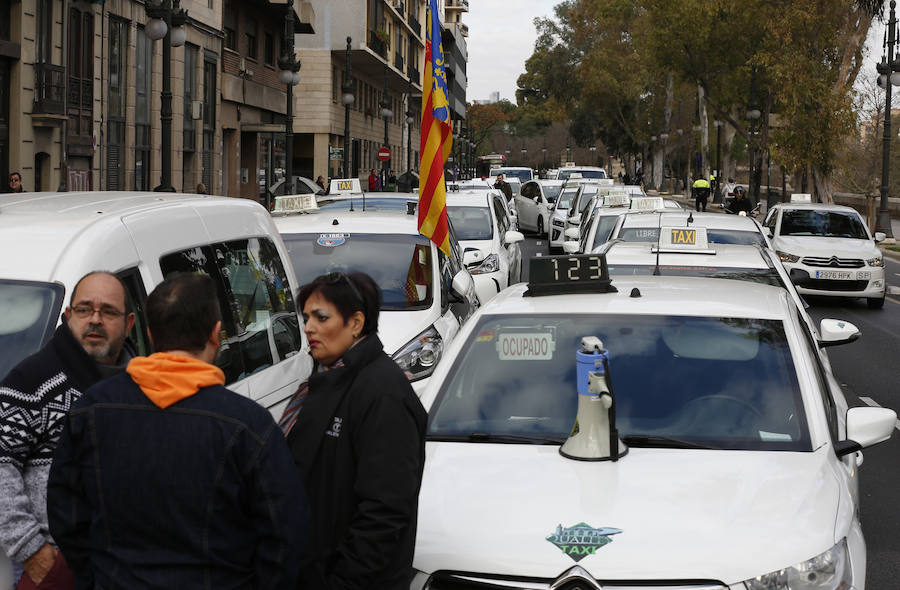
[
  {"x1": 476, "y1": 330, "x2": 495, "y2": 342},
  {"x1": 317, "y1": 233, "x2": 350, "y2": 247},
  {"x1": 497, "y1": 332, "x2": 556, "y2": 360}
]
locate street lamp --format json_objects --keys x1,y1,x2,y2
[
  {"x1": 746, "y1": 100, "x2": 761, "y2": 207},
  {"x1": 144, "y1": 0, "x2": 187, "y2": 192},
  {"x1": 659, "y1": 132, "x2": 669, "y2": 193},
  {"x1": 278, "y1": 0, "x2": 301, "y2": 197},
  {"x1": 520, "y1": 143, "x2": 527, "y2": 166},
  {"x1": 876, "y1": 0, "x2": 899, "y2": 238},
  {"x1": 380, "y1": 64, "x2": 393, "y2": 190},
  {"x1": 341, "y1": 37, "x2": 354, "y2": 179},
  {"x1": 713, "y1": 119, "x2": 723, "y2": 202},
  {"x1": 405, "y1": 78, "x2": 415, "y2": 181}
]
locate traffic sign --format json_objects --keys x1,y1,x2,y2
[{"x1": 377, "y1": 147, "x2": 391, "y2": 162}]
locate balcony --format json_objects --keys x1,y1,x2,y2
[
  {"x1": 408, "y1": 13, "x2": 421, "y2": 37},
  {"x1": 33, "y1": 63, "x2": 65, "y2": 115},
  {"x1": 368, "y1": 29, "x2": 388, "y2": 58},
  {"x1": 457, "y1": 22, "x2": 469, "y2": 37},
  {"x1": 445, "y1": 0, "x2": 468, "y2": 11},
  {"x1": 394, "y1": 53, "x2": 404, "y2": 71},
  {"x1": 407, "y1": 65, "x2": 420, "y2": 83},
  {"x1": 392, "y1": 0, "x2": 405, "y2": 14}
]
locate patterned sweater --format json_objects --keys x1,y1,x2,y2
[{"x1": 0, "y1": 322, "x2": 127, "y2": 564}]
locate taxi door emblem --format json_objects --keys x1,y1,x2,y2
[{"x1": 547, "y1": 523, "x2": 622, "y2": 562}]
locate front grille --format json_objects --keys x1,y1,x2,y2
[
  {"x1": 426, "y1": 571, "x2": 727, "y2": 590},
  {"x1": 800, "y1": 279, "x2": 869, "y2": 292},
  {"x1": 801, "y1": 256, "x2": 864, "y2": 268}
]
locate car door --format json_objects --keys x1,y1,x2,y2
[
  {"x1": 491, "y1": 195, "x2": 521, "y2": 284},
  {"x1": 516, "y1": 181, "x2": 540, "y2": 231}
]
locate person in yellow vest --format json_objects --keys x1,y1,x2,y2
[{"x1": 692, "y1": 175, "x2": 711, "y2": 212}]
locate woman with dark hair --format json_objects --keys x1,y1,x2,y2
[{"x1": 281, "y1": 271, "x2": 427, "y2": 590}]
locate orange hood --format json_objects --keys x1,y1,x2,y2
[{"x1": 127, "y1": 352, "x2": 225, "y2": 409}]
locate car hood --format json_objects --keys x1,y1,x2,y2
[
  {"x1": 415, "y1": 443, "x2": 844, "y2": 585},
  {"x1": 775, "y1": 235, "x2": 879, "y2": 259},
  {"x1": 377, "y1": 308, "x2": 438, "y2": 355},
  {"x1": 458, "y1": 239, "x2": 495, "y2": 259}
]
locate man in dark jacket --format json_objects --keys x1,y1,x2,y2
[
  {"x1": 493, "y1": 173, "x2": 513, "y2": 201},
  {"x1": 1, "y1": 271, "x2": 136, "y2": 589},
  {"x1": 288, "y1": 333, "x2": 426, "y2": 590},
  {"x1": 48, "y1": 273, "x2": 309, "y2": 590}
]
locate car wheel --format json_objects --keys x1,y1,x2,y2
[
  {"x1": 867, "y1": 295, "x2": 885, "y2": 309},
  {"x1": 537, "y1": 216, "x2": 544, "y2": 236}
]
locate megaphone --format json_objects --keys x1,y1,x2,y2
[{"x1": 560, "y1": 336, "x2": 628, "y2": 461}]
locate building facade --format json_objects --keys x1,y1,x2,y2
[{"x1": 2, "y1": 0, "x2": 313, "y2": 197}]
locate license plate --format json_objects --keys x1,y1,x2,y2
[
  {"x1": 815, "y1": 270, "x2": 852, "y2": 280},
  {"x1": 857, "y1": 271, "x2": 871, "y2": 280}
]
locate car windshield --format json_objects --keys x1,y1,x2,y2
[
  {"x1": 429, "y1": 314, "x2": 810, "y2": 451},
  {"x1": 0, "y1": 280, "x2": 65, "y2": 380},
  {"x1": 556, "y1": 189, "x2": 578, "y2": 210},
  {"x1": 780, "y1": 210, "x2": 868, "y2": 239},
  {"x1": 558, "y1": 169, "x2": 607, "y2": 180},
  {"x1": 607, "y1": 265, "x2": 782, "y2": 287},
  {"x1": 281, "y1": 233, "x2": 434, "y2": 311},
  {"x1": 542, "y1": 184, "x2": 563, "y2": 202},
  {"x1": 618, "y1": 227, "x2": 765, "y2": 246},
  {"x1": 492, "y1": 169, "x2": 532, "y2": 182},
  {"x1": 592, "y1": 216, "x2": 621, "y2": 249},
  {"x1": 447, "y1": 206, "x2": 494, "y2": 241}
]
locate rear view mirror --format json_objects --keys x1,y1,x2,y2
[
  {"x1": 463, "y1": 249, "x2": 484, "y2": 267},
  {"x1": 504, "y1": 230, "x2": 524, "y2": 245},
  {"x1": 564, "y1": 227, "x2": 580, "y2": 240},
  {"x1": 563, "y1": 241, "x2": 580, "y2": 254},
  {"x1": 817, "y1": 319, "x2": 860, "y2": 348},
  {"x1": 450, "y1": 269, "x2": 475, "y2": 299},
  {"x1": 834, "y1": 406, "x2": 897, "y2": 457}
]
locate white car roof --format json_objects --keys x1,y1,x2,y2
[
  {"x1": 446, "y1": 192, "x2": 493, "y2": 208},
  {"x1": 274, "y1": 208, "x2": 424, "y2": 235},
  {"x1": 620, "y1": 211, "x2": 763, "y2": 231},
  {"x1": 480, "y1": 275, "x2": 791, "y2": 321},
  {"x1": 605, "y1": 241, "x2": 771, "y2": 269},
  {"x1": 771, "y1": 203, "x2": 860, "y2": 214}
]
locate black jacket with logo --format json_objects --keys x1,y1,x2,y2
[{"x1": 288, "y1": 335, "x2": 427, "y2": 590}]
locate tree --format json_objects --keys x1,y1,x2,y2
[{"x1": 466, "y1": 103, "x2": 510, "y2": 153}]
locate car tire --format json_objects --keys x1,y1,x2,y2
[
  {"x1": 537, "y1": 216, "x2": 544, "y2": 236},
  {"x1": 867, "y1": 295, "x2": 885, "y2": 309}
]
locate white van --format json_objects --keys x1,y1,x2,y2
[{"x1": 0, "y1": 192, "x2": 312, "y2": 418}]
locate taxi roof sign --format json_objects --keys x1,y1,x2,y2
[
  {"x1": 630, "y1": 196, "x2": 665, "y2": 210},
  {"x1": 790, "y1": 193, "x2": 812, "y2": 203},
  {"x1": 329, "y1": 178, "x2": 363, "y2": 195},
  {"x1": 603, "y1": 193, "x2": 630, "y2": 207},
  {"x1": 653, "y1": 226, "x2": 714, "y2": 254},
  {"x1": 272, "y1": 194, "x2": 318, "y2": 215}
]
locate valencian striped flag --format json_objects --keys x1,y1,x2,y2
[{"x1": 417, "y1": 0, "x2": 452, "y2": 256}]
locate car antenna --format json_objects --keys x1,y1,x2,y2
[
  {"x1": 653, "y1": 212, "x2": 662, "y2": 276},
  {"x1": 687, "y1": 211, "x2": 694, "y2": 225}
]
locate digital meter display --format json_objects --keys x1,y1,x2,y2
[{"x1": 527, "y1": 254, "x2": 615, "y2": 296}]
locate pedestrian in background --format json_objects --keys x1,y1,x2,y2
[
  {"x1": 8, "y1": 172, "x2": 25, "y2": 193},
  {"x1": 195, "y1": 183, "x2": 207, "y2": 194},
  {"x1": 0, "y1": 272, "x2": 136, "y2": 589},
  {"x1": 48, "y1": 273, "x2": 308, "y2": 590},
  {"x1": 387, "y1": 169, "x2": 398, "y2": 191},
  {"x1": 315, "y1": 175, "x2": 327, "y2": 192},
  {"x1": 493, "y1": 173, "x2": 513, "y2": 201},
  {"x1": 284, "y1": 272, "x2": 426, "y2": 590},
  {"x1": 692, "y1": 175, "x2": 711, "y2": 212},
  {"x1": 367, "y1": 169, "x2": 378, "y2": 192}
]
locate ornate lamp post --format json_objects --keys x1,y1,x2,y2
[
  {"x1": 341, "y1": 37, "x2": 354, "y2": 179},
  {"x1": 380, "y1": 64, "x2": 393, "y2": 190},
  {"x1": 405, "y1": 77, "x2": 415, "y2": 179},
  {"x1": 589, "y1": 144, "x2": 597, "y2": 166},
  {"x1": 876, "y1": 0, "x2": 899, "y2": 238},
  {"x1": 713, "y1": 119, "x2": 723, "y2": 202},
  {"x1": 145, "y1": 0, "x2": 187, "y2": 192},
  {"x1": 278, "y1": 0, "x2": 301, "y2": 196}
]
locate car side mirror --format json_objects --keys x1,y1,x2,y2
[
  {"x1": 874, "y1": 231, "x2": 886, "y2": 243},
  {"x1": 450, "y1": 269, "x2": 475, "y2": 300},
  {"x1": 564, "y1": 227, "x2": 580, "y2": 240},
  {"x1": 817, "y1": 318, "x2": 860, "y2": 348},
  {"x1": 315, "y1": 189, "x2": 326, "y2": 196},
  {"x1": 570, "y1": 214, "x2": 581, "y2": 225},
  {"x1": 764, "y1": 227, "x2": 773, "y2": 238},
  {"x1": 504, "y1": 230, "x2": 524, "y2": 245},
  {"x1": 462, "y1": 249, "x2": 484, "y2": 267},
  {"x1": 834, "y1": 406, "x2": 897, "y2": 457},
  {"x1": 562, "y1": 240, "x2": 580, "y2": 254}
]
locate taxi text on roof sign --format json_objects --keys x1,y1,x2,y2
[
  {"x1": 329, "y1": 178, "x2": 363, "y2": 195},
  {"x1": 654, "y1": 226, "x2": 715, "y2": 254},
  {"x1": 272, "y1": 194, "x2": 318, "y2": 215},
  {"x1": 630, "y1": 196, "x2": 665, "y2": 210},
  {"x1": 790, "y1": 193, "x2": 812, "y2": 203}
]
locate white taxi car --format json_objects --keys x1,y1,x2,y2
[
  {"x1": 612, "y1": 211, "x2": 772, "y2": 247},
  {"x1": 488, "y1": 166, "x2": 534, "y2": 183},
  {"x1": 413, "y1": 253, "x2": 895, "y2": 590},
  {"x1": 549, "y1": 185, "x2": 582, "y2": 253},
  {"x1": 445, "y1": 191, "x2": 524, "y2": 304},
  {"x1": 563, "y1": 193, "x2": 632, "y2": 254},
  {"x1": 515, "y1": 180, "x2": 555, "y2": 235},
  {"x1": 272, "y1": 189, "x2": 479, "y2": 394},
  {"x1": 763, "y1": 202, "x2": 887, "y2": 308}
]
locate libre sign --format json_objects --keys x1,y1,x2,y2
[{"x1": 377, "y1": 147, "x2": 391, "y2": 162}]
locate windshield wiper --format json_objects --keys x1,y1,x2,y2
[
  {"x1": 621, "y1": 435, "x2": 718, "y2": 450},
  {"x1": 427, "y1": 433, "x2": 565, "y2": 445}
]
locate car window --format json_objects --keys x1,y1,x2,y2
[
  {"x1": 429, "y1": 314, "x2": 810, "y2": 451},
  {"x1": 492, "y1": 197, "x2": 510, "y2": 234},
  {"x1": 117, "y1": 268, "x2": 151, "y2": 356},
  {"x1": 521, "y1": 181, "x2": 540, "y2": 200},
  {"x1": 542, "y1": 184, "x2": 563, "y2": 202},
  {"x1": 591, "y1": 216, "x2": 620, "y2": 249},
  {"x1": 280, "y1": 233, "x2": 434, "y2": 311},
  {"x1": 160, "y1": 238, "x2": 300, "y2": 383},
  {"x1": 607, "y1": 264, "x2": 782, "y2": 287},
  {"x1": 556, "y1": 189, "x2": 578, "y2": 210},
  {"x1": 558, "y1": 169, "x2": 607, "y2": 180},
  {"x1": 448, "y1": 206, "x2": 493, "y2": 240},
  {"x1": 780, "y1": 209, "x2": 868, "y2": 239},
  {"x1": 0, "y1": 280, "x2": 65, "y2": 380}
]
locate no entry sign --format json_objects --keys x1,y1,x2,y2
[{"x1": 377, "y1": 147, "x2": 391, "y2": 162}]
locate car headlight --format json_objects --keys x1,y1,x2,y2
[
  {"x1": 470, "y1": 253, "x2": 500, "y2": 275},
  {"x1": 777, "y1": 250, "x2": 801, "y2": 263},
  {"x1": 391, "y1": 326, "x2": 443, "y2": 381},
  {"x1": 742, "y1": 539, "x2": 851, "y2": 590},
  {"x1": 867, "y1": 256, "x2": 883, "y2": 267},
  {"x1": 552, "y1": 218, "x2": 565, "y2": 227}
]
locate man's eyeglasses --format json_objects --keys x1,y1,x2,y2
[
  {"x1": 323, "y1": 272, "x2": 363, "y2": 305},
  {"x1": 70, "y1": 305, "x2": 126, "y2": 321}
]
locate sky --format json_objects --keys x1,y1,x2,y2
[{"x1": 465, "y1": 1, "x2": 559, "y2": 104}]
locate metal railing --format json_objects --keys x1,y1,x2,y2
[
  {"x1": 33, "y1": 63, "x2": 65, "y2": 115},
  {"x1": 394, "y1": 53, "x2": 404, "y2": 71}
]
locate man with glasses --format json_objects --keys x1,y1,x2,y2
[
  {"x1": 8, "y1": 172, "x2": 25, "y2": 193},
  {"x1": 0, "y1": 272, "x2": 135, "y2": 589}
]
